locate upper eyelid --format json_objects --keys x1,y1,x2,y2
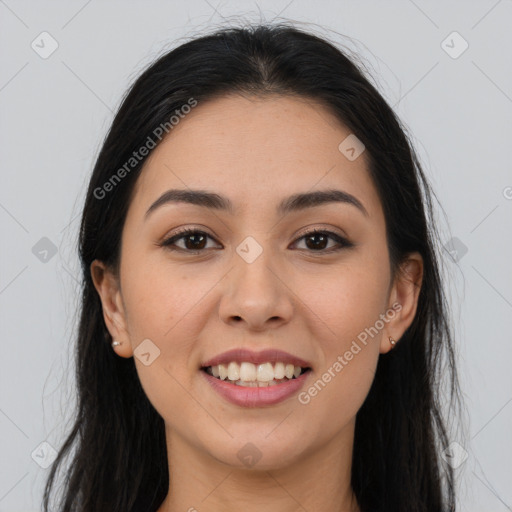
[
  {"x1": 166, "y1": 223, "x2": 347, "y2": 239},
  {"x1": 294, "y1": 225, "x2": 347, "y2": 240}
]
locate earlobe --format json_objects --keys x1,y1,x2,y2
[
  {"x1": 380, "y1": 252, "x2": 424, "y2": 354},
  {"x1": 90, "y1": 259, "x2": 133, "y2": 358}
]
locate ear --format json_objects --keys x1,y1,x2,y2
[
  {"x1": 380, "y1": 252, "x2": 423, "y2": 354},
  {"x1": 90, "y1": 259, "x2": 133, "y2": 358}
]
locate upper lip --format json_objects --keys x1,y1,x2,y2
[{"x1": 201, "y1": 348, "x2": 312, "y2": 369}]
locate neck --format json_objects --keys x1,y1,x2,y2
[{"x1": 157, "y1": 419, "x2": 360, "y2": 512}]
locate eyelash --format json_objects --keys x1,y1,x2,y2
[{"x1": 159, "y1": 227, "x2": 354, "y2": 254}]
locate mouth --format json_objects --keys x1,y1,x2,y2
[
  {"x1": 199, "y1": 348, "x2": 313, "y2": 406},
  {"x1": 201, "y1": 362, "x2": 312, "y2": 387}
]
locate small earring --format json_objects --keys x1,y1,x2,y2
[
  {"x1": 389, "y1": 336, "x2": 397, "y2": 347},
  {"x1": 111, "y1": 340, "x2": 122, "y2": 348}
]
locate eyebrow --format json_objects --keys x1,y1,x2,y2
[{"x1": 144, "y1": 188, "x2": 369, "y2": 220}]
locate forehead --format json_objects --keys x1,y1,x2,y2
[{"x1": 129, "y1": 93, "x2": 382, "y2": 220}]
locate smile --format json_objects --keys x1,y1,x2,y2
[
  {"x1": 200, "y1": 364, "x2": 312, "y2": 407},
  {"x1": 203, "y1": 361, "x2": 310, "y2": 386}
]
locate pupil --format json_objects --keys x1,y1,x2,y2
[
  {"x1": 306, "y1": 234, "x2": 327, "y2": 250},
  {"x1": 186, "y1": 234, "x2": 206, "y2": 250}
]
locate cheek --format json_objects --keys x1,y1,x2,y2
[
  {"x1": 120, "y1": 261, "x2": 210, "y2": 426},
  {"x1": 120, "y1": 256, "x2": 210, "y2": 343},
  {"x1": 299, "y1": 257, "x2": 390, "y2": 349},
  {"x1": 291, "y1": 258, "x2": 389, "y2": 419}
]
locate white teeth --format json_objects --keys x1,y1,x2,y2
[
  {"x1": 232, "y1": 378, "x2": 290, "y2": 386},
  {"x1": 239, "y1": 362, "x2": 257, "y2": 381},
  {"x1": 235, "y1": 380, "x2": 253, "y2": 387},
  {"x1": 218, "y1": 363, "x2": 228, "y2": 380},
  {"x1": 206, "y1": 361, "x2": 307, "y2": 383},
  {"x1": 257, "y1": 362, "x2": 274, "y2": 382},
  {"x1": 227, "y1": 362, "x2": 240, "y2": 381},
  {"x1": 274, "y1": 362, "x2": 285, "y2": 379}
]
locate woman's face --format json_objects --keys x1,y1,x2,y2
[{"x1": 92, "y1": 94, "x2": 422, "y2": 470}]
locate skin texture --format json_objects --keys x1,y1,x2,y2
[{"x1": 91, "y1": 94, "x2": 423, "y2": 512}]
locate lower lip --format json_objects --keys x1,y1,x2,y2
[{"x1": 200, "y1": 369, "x2": 311, "y2": 407}]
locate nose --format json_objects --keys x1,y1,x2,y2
[{"x1": 218, "y1": 247, "x2": 294, "y2": 332}]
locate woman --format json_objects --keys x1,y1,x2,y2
[{"x1": 43, "y1": 21, "x2": 463, "y2": 512}]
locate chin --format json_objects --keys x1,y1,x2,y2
[{"x1": 203, "y1": 434, "x2": 307, "y2": 471}]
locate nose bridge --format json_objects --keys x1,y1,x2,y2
[{"x1": 218, "y1": 234, "x2": 293, "y2": 330}]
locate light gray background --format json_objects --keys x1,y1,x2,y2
[{"x1": 1, "y1": 1, "x2": 511, "y2": 510}]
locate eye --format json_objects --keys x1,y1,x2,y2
[
  {"x1": 160, "y1": 227, "x2": 353, "y2": 254},
  {"x1": 160, "y1": 228, "x2": 221, "y2": 253},
  {"x1": 291, "y1": 228, "x2": 353, "y2": 253}
]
